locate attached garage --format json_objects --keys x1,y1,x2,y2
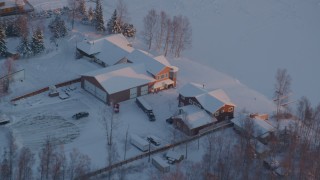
[
  {"x1": 83, "y1": 79, "x2": 108, "y2": 103},
  {"x1": 81, "y1": 63, "x2": 155, "y2": 105}
]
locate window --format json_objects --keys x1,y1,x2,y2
[
  {"x1": 228, "y1": 107, "x2": 234, "y2": 112},
  {"x1": 189, "y1": 99, "x2": 193, "y2": 104},
  {"x1": 161, "y1": 74, "x2": 165, "y2": 79},
  {"x1": 214, "y1": 111, "x2": 219, "y2": 117},
  {"x1": 157, "y1": 76, "x2": 160, "y2": 80},
  {"x1": 165, "y1": 73, "x2": 168, "y2": 78}
]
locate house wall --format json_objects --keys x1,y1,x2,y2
[
  {"x1": 154, "y1": 67, "x2": 171, "y2": 82},
  {"x1": 173, "y1": 118, "x2": 215, "y2": 136},
  {"x1": 212, "y1": 105, "x2": 235, "y2": 122},
  {"x1": 108, "y1": 83, "x2": 150, "y2": 105}
]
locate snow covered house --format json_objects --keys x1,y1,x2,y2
[
  {"x1": 126, "y1": 50, "x2": 178, "y2": 92},
  {"x1": 76, "y1": 34, "x2": 134, "y2": 67},
  {"x1": 0, "y1": 0, "x2": 34, "y2": 17},
  {"x1": 81, "y1": 63, "x2": 154, "y2": 105},
  {"x1": 178, "y1": 83, "x2": 235, "y2": 122},
  {"x1": 173, "y1": 105, "x2": 217, "y2": 136},
  {"x1": 231, "y1": 115, "x2": 276, "y2": 144}
]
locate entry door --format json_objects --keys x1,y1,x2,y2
[
  {"x1": 140, "y1": 85, "x2": 148, "y2": 96},
  {"x1": 130, "y1": 87, "x2": 137, "y2": 99}
]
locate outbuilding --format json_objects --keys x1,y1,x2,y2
[{"x1": 81, "y1": 63, "x2": 154, "y2": 105}]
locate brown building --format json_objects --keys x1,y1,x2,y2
[
  {"x1": 0, "y1": 0, "x2": 34, "y2": 17},
  {"x1": 173, "y1": 105, "x2": 217, "y2": 136},
  {"x1": 81, "y1": 63, "x2": 154, "y2": 105},
  {"x1": 178, "y1": 83, "x2": 235, "y2": 122}
]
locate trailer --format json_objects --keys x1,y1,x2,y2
[
  {"x1": 130, "y1": 134, "x2": 149, "y2": 152},
  {"x1": 136, "y1": 97, "x2": 155, "y2": 121},
  {"x1": 152, "y1": 156, "x2": 170, "y2": 173}
]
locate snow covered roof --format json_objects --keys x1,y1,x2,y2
[
  {"x1": 82, "y1": 63, "x2": 154, "y2": 94},
  {"x1": 231, "y1": 116, "x2": 276, "y2": 138},
  {"x1": 104, "y1": 34, "x2": 134, "y2": 52},
  {"x1": 180, "y1": 83, "x2": 235, "y2": 112},
  {"x1": 177, "y1": 105, "x2": 217, "y2": 129},
  {"x1": 179, "y1": 82, "x2": 207, "y2": 97},
  {"x1": 153, "y1": 79, "x2": 174, "y2": 89},
  {"x1": 126, "y1": 50, "x2": 167, "y2": 76},
  {"x1": 77, "y1": 34, "x2": 134, "y2": 66},
  {"x1": 154, "y1": 55, "x2": 171, "y2": 67},
  {"x1": 195, "y1": 93, "x2": 225, "y2": 113}
]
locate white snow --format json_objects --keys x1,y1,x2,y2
[
  {"x1": 83, "y1": 63, "x2": 154, "y2": 94},
  {"x1": 177, "y1": 105, "x2": 217, "y2": 129},
  {"x1": 126, "y1": 50, "x2": 167, "y2": 76},
  {"x1": 2, "y1": 0, "x2": 319, "y2": 178}
]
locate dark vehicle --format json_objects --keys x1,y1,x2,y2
[
  {"x1": 113, "y1": 103, "x2": 120, "y2": 113},
  {"x1": 136, "y1": 97, "x2": 156, "y2": 121},
  {"x1": 147, "y1": 136, "x2": 160, "y2": 146},
  {"x1": 72, "y1": 112, "x2": 89, "y2": 120},
  {"x1": 166, "y1": 117, "x2": 174, "y2": 124}
]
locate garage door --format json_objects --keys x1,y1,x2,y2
[
  {"x1": 140, "y1": 85, "x2": 148, "y2": 96},
  {"x1": 84, "y1": 80, "x2": 95, "y2": 95},
  {"x1": 130, "y1": 87, "x2": 137, "y2": 99},
  {"x1": 95, "y1": 87, "x2": 107, "y2": 102}
]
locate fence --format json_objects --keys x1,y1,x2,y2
[
  {"x1": 11, "y1": 78, "x2": 81, "y2": 102},
  {"x1": 77, "y1": 122, "x2": 233, "y2": 179}
]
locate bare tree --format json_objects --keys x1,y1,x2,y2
[
  {"x1": 169, "y1": 15, "x2": 192, "y2": 58},
  {"x1": 68, "y1": 148, "x2": 91, "y2": 180},
  {"x1": 174, "y1": 16, "x2": 192, "y2": 58},
  {"x1": 123, "y1": 125, "x2": 129, "y2": 160},
  {"x1": 142, "y1": 9, "x2": 158, "y2": 50},
  {"x1": 16, "y1": 147, "x2": 35, "y2": 180},
  {"x1": 7, "y1": 131, "x2": 17, "y2": 180},
  {"x1": 1, "y1": 150, "x2": 10, "y2": 180},
  {"x1": 274, "y1": 68, "x2": 291, "y2": 120},
  {"x1": 163, "y1": 17, "x2": 172, "y2": 56},
  {"x1": 155, "y1": 11, "x2": 167, "y2": 50},
  {"x1": 38, "y1": 137, "x2": 55, "y2": 180},
  {"x1": 116, "y1": 0, "x2": 128, "y2": 25},
  {"x1": 296, "y1": 96, "x2": 313, "y2": 125},
  {"x1": 51, "y1": 146, "x2": 66, "y2": 180}
]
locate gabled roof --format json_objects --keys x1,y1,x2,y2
[
  {"x1": 77, "y1": 34, "x2": 134, "y2": 66},
  {"x1": 195, "y1": 93, "x2": 225, "y2": 113},
  {"x1": 104, "y1": 34, "x2": 134, "y2": 52},
  {"x1": 176, "y1": 105, "x2": 217, "y2": 129},
  {"x1": 179, "y1": 82, "x2": 235, "y2": 112},
  {"x1": 231, "y1": 116, "x2": 276, "y2": 138},
  {"x1": 179, "y1": 82, "x2": 207, "y2": 97},
  {"x1": 82, "y1": 63, "x2": 154, "y2": 94},
  {"x1": 126, "y1": 50, "x2": 167, "y2": 76}
]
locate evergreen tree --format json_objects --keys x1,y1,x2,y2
[
  {"x1": 121, "y1": 23, "x2": 136, "y2": 37},
  {"x1": 49, "y1": 16, "x2": 68, "y2": 38},
  {"x1": 77, "y1": 0, "x2": 87, "y2": 18},
  {"x1": 0, "y1": 26, "x2": 7, "y2": 57},
  {"x1": 31, "y1": 27, "x2": 45, "y2": 55},
  {"x1": 16, "y1": 35, "x2": 32, "y2": 58},
  {"x1": 107, "y1": 9, "x2": 122, "y2": 34},
  {"x1": 94, "y1": 0, "x2": 105, "y2": 32},
  {"x1": 88, "y1": 7, "x2": 94, "y2": 21}
]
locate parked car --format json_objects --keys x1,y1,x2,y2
[
  {"x1": 147, "y1": 136, "x2": 161, "y2": 146},
  {"x1": 72, "y1": 112, "x2": 89, "y2": 120}
]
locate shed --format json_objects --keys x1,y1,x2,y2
[{"x1": 152, "y1": 156, "x2": 170, "y2": 173}]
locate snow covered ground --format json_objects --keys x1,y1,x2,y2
[{"x1": 1, "y1": 0, "x2": 318, "y2": 178}]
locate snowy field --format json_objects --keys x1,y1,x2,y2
[{"x1": 26, "y1": 0, "x2": 320, "y2": 104}]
